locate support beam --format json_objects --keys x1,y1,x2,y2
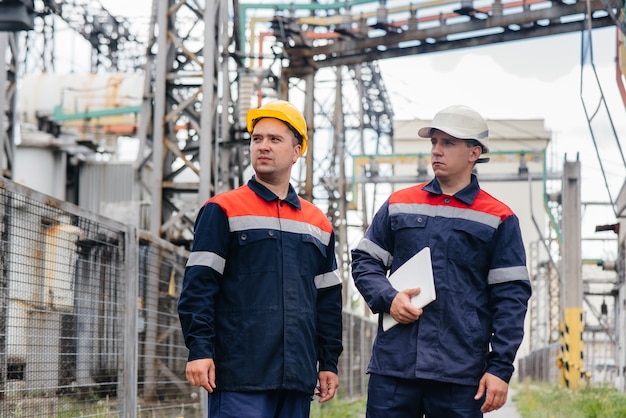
[
  {"x1": 559, "y1": 159, "x2": 585, "y2": 389},
  {"x1": 0, "y1": 32, "x2": 17, "y2": 179}
]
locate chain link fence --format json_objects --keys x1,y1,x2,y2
[
  {"x1": 518, "y1": 343, "x2": 561, "y2": 384},
  {"x1": 0, "y1": 178, "x2": 376, "y2": 417}
]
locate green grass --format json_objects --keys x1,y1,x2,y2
[
  {"x1": 514, "y1": 381, "x2": 626, "y2": 418},
  {"x1": 310, "y1": 396, "x2": 366, "y2": 418}
]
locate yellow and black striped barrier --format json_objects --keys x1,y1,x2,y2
[{"x1": 557, "y1": 307, "x2": 590, "y2": 389}]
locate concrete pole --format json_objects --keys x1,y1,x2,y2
[
  {"x1": 560, "y1": 159, "x2": 585, "y2": 389},
  {"x1": 150, "y1": 0, "x2": 167, "y2": 237},
  {"x1": 562, "y1": 160, "x2": 582, "y2": 309}
]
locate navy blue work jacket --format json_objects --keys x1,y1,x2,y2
[
  {"x1": 178, "y1": 177, "x2": 343, "y2": 394},
  {"x1": 351, "y1": 175, "x2": 531, "y2": 385}
]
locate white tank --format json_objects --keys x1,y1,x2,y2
[{"x1": 18, "y1": 72, "x2": 144, "y2": 132}]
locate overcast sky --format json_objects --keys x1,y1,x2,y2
[{"x1": 96, "y1": 0, "x2": 625, "y2": 246}]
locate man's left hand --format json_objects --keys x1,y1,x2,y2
[
  {"x1": 474, "y1": 372, "x2": 508, "y2": 413},
  {"x1": 315, "y1": 371, "x2": 339, "y2": 403}
]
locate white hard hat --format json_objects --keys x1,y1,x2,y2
[{"x1": 418, "y1": 104, "x2": 490, "y2": 157}]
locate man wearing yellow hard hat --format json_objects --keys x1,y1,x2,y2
[
  {"x1": 247, "y1": 100, "x2": 308, "y2": 157},
  {"x1": 352, "y1": 104, "x2": 531, "y2": 417},
  {"x1": 179, "y1": 100, "x2": 343, "y2": 417}
]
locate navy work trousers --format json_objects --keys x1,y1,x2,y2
[
  {"x1": 207, "y1": 389, "x2": 311, "y2": 418},
  {"x1": 366, "y1": 373, "x2": 484, "y2": 418}
]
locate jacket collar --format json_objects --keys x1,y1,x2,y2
[
  {"x1": 248, "y1": 176, "x2": 302, "y2": 209},
  {"x1": 422, "y1": 174, "x2": 480, "y2": 205}
]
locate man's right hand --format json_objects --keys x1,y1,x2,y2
[
  {"x1": 390, "y1": 287, "x2": 423, "y2": 324},
  {"x1": 186, "y1": 358, "x2": 217, "y2": 393}
]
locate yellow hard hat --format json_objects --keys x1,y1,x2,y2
[{"x1": 247, "y1": 100, "x2": 308, "y2": 156}]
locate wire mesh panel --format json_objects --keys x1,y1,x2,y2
[
  {"x1": 0, "y1": 177, "x2": 378, "y2": 416},
  {"x1": 339, "y1": 311, "x2": 377, "y2": 400},
  {"x1": 518, "y1": 342, "x2": 560, "y2": 384},
  {"x1": 136, "y1": 232, "x2": 199, "y2": 417},
  {"x1": 0, "y1": 180, "x2": 128, "y2": 417}
]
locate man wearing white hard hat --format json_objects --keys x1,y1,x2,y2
[
  {"x1": 352, "y1": 104, "x2": 531, "y2": 417},
  {"x1": 179, "y1": 100, "x2": 343, "y2": 417}
]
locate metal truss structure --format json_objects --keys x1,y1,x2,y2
[
  {"x1": 4, "y1": 0, "x2": 623, "y2": 236},
  {"x1": 2, "y1": 0, "x2": 626, "y2": 360},
  {"x1": 0, "y1": 0, "x2": 146, "y2": 181},
  {"x1": 49, "y1": 1, "x2": 145, "y2": 72},
  {"x1": 132, "y1": 0, "x2": 624, "y2": 302},
  {"x1": 0, "y1": 32, "x2": 18, "y2": 178},
  {"x1": 137, "y1": 0, "x2": 623, "y2": 237}
]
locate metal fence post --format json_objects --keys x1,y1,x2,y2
[{"x1": 123, "y1": 226, "x2": 139, "y2": 417}]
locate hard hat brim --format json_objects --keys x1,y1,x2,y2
[
  {"x1": 247, "y1": 107, "x2": 308, "y2": 156},
  {"x1": 418, "y1": 125, "x2": 490, "y2": 163},
  {"x1": 418, "y1": 104, "x2": 490, "y2": 158}
]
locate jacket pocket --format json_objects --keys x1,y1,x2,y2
[
  {"x1": 235, "y1": 229, "x2": 279, "y2": 274},
  {"x1": 390, "y1": 213, "x2": 428, "y2": 268},
  {"x1": 448, "y1": 221, "x2": 494, "y2": 269}
]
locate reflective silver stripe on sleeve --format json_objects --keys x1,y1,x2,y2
[
  {"x1": 488, "y1": 265, "x2": 529, "y2": 285},
  {"x1": 315, "y1": 270, "x2": 342, "y2": 289},
  {"x1": 186, "y1": 251, "x2": 226, "y2": 274},
  {"x1": 230, "y1": 215, "x2": 331, "y2": 245},
  {"x1": 390, "y1": 203, "x2": 501, "y2": 229},
  {"x1": 354, "y1": 237, "x2": 393, "y2": 268}
]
